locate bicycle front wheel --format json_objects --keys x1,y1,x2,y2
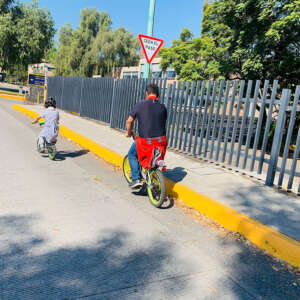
[
  {"x1": 147, "y1": 169, "x2": 166, "y2": 208},
  {"x1": 123, "y1": 155, "x2": 132, "y2": 184}
]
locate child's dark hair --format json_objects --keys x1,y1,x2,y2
[
  {"x1": 146, "y1": 84, "x2": 159, "y2": 97},
  {"x1": 45, "y1": 97, "x2": 56, "y2": 108}
]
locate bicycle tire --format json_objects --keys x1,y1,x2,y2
[
  {"x1": 123, "y1": 155, "x2": 132, "y2": 184},
  {"x1": 147, "y1": 169, "x2": 166, "y2": 208},
  {"x1": 48, "y1": 145, "x2": 56, "y2": 160}
]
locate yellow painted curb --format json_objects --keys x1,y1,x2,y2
[
  {"x1": 12, "y1": 104, "x2": 300, "y2": 270},
  {"x1": 0, "y1": 93, "x2": 26, "y2": 101}
]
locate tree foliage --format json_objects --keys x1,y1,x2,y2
[
  {"x1": 161, "y1": 0, "x2": 300, "y2": 85},
  {"x1": 0, "y1": 0, "x2": 55, "y2": 80},
  {"x1": 160, "y1": 28, "x2": 226, "y2": 81},
  {"x1": 54, "y1": 8, "x2": 139, "y2": 77}
]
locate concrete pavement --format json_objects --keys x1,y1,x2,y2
[
  {"x1": 17, "y1": 103, "x2": 300, "y2": 242},
  {"x1": 1, "y1": 99, "x2": 300, "y2": 299}
]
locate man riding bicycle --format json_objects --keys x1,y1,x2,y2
[{"x1": 126, "y1": 83, "x2": 167, "y2": 189}]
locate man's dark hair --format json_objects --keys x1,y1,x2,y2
[{"x1": 146, "y1": 84, "x2": 159, "y2": 97}]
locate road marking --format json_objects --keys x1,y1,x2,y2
[
  {"x1": 12, "y1": 103, "x2": 300, "y2": 270},
  {"x1": 0, "y1": 93, "x2": 26, "y2": 101}
]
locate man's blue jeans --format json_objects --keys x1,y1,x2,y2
[{"x1": 128, "y1": 141, "x2": 140, "y2": 181}]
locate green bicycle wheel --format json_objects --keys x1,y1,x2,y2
[
  {"x1": 48, "y1": 145, "x2": 56, "y2": 160},
  {"x1": 123, "y1": 155, "x2": 132, "y2": 184},
  {"x1": 147, "y1": 169, "x2": 166, "y2": 208}
]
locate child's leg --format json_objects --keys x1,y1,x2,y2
[{"x1": 38, "y1": 136, "x2": 45, "y2": 150}]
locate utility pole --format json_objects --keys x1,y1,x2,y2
[{"x1": 143, "y1": 0, "x2": 156, "y2": 79}]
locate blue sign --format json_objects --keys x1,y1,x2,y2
[{"x1": 28, "y1": 74, "x2": 45, "y2": 86}]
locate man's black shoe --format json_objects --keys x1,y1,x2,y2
[{"x1": 129, "y1": 180, "x2": 142, "y2": 189}]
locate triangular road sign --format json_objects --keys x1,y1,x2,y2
[{"x1": 139, "y1": 34, "x2": 164, "y2": 64}]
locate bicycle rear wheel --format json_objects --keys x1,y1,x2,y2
[
  {"x1": 147, "y1": 169, "x2": 166, "y2": 208},
  {"x1": 123, "y1": 155, "x2": 132, "y2": 184},
  {"x1": 48, "y1": 145, "x2": 56, "y2": 160}
]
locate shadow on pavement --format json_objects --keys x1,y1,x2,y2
[
  {"x1": 0, "y1": 214, "x2": 188, "y2": 299},
  {"x1": 216, "y1": 232, "x2": 300, "y2": 299},
  {"x1": 164, "y1": 167, "x2": 187, "y2": 183},
  {"x1": 223, "y1": 185, "x2": 300, "y2": 243},
  {"x1": 54, "y1": 149, "x2": 90, "y2": 161}
]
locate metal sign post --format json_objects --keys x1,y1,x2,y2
[{"x1": 143, "y1": 0, "x2": 156, "y2": 79}]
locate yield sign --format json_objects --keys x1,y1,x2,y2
[{"x1": 139, "y1": 34, "x2": 164, "y2": 64}]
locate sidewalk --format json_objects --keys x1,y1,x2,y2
[{"x1": 14, "y1": 103, "x2": 300, "y2": 269}]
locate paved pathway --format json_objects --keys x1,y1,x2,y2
[{"x1": 1, "y1": 100, "x2": 300, "y2": 299}]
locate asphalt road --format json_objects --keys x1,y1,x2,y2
[{"x1": 1, "y1": 99, "x2": 300, "y2": 300}]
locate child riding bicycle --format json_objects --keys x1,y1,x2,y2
[{"x1": 32, "y1": 97, "x2": 59, "y2": 153}]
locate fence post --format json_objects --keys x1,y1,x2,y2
[
  {"x1": 79, "y1": 77, "x2": 84, "y2": 116},
  {"x1": 60, "y1": 77, "x2": 65, "y2": 109},
  {"x1": 265, "y1": 89, "x2": 291, "y2": 186},
  {"x1": 109, "y1": 79, "x2": 117, "y2": 128}
]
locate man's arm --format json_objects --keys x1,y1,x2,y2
[{"x1": 126, "y1": 116, "x2": 135, "y2": 137}]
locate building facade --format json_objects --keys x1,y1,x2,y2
[
  {"x1": 28, "y1": 63, "x2": 56, "y2": 76},
  {"x1": 120, "y1": 54, "x2": 176, "y2": 80}
]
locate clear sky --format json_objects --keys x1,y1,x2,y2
[{"x1": 21, "y1": 0, "x2": 204, "y2": 47}]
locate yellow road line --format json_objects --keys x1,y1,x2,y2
[
  {"x1": 0, "y1": 93, "x2": 26, "y2": 101},
  {"x1": 12, "y1": 103, "x2": 300, "y2": 270}
]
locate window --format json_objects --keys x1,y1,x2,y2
[
  {"x1": 152, "y1": 71, "x2": 162, "y2": 79},
  {"x1": 164, "y1": 70, "x2": 176, "y2": 79},
  {"x1": 123, "y1": 71, "x2": 138, "y2": 79},
  {"x1": 151, "y1": 63, "x2": 160, "y2": 72}
]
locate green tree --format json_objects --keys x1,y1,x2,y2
[
  {"x1": 55, "y1": 8, "x2": 139, "y2": 77},
  {"x1": 202, "y1": 0, "x2": 300, "y2": 87},
  {"x1": 160, "y1": 28, "x2": 226, "y2": 81},
  {"x1": 0, "y1": 0, "x2": 55, "y2": 81}
]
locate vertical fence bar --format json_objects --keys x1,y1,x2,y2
[
  {"x1": 210, "y1": 80, "x2": 225, "y2": 159},
  {"x1": 188, "y1": 81, "x2": 201, "y2": 154},
  {"x1": 235, "y1": 81, "x2": 253, "y2": 167},
  {"x1": 250, "y1": 80, "x2": 269, "y2": 171},
  {"x1": 204, "y1": 81, "x2": 218, "y2": 157},
  {"x1": 117, "y1": 80, "x2": 125, "y2": 129},
  {"x1": 265, "y1": 89, "x2": 291, "y2": 186},
  {"x1": 258, "y1": 80, "x2": 278, "y2": 174},
  {"x1": 198, "y1": 81, "x2": 212, "y2": 156},
  {"x1": 78, "y1": 77, "x2": 84, "y2": 116},
  {"x1": 110, "y1": 80, "x2": 117, "y2": 128},
  {"x1": 165, "y1": 83, "x2": 173, "y2": 137},
  {"x1": 228, "y1": 80, "x2": 245, "y2": 165},
  {"x1": 241, "y1": 80, "x2": 260, "y2": 169},
  {"x1": 183, "y1": 81, "x2": 196, "y2": 152},
  {"x1": 221, "y1": 80, "x2": 238, "y2": 162},
  {"x1": 192, "y1": 81, "x2": 206, "y2": 156},
  {"x1": 169, "y1": 81, "x2": 181, "y2": 147},
  {"x1": 166, "y1": 83, "x2": 176, "y2": 139},
  {"x1": 179, "y1": 81, "x2": 191, "y2": 151},
  {"x1": 60, "y1": 77, "x2": 65, "y2": 109},
  {"x1": 278, "y1": 86, "x2": 300, "y2": 188},
  {"x1": 161, "y1": 78, "x2": 167, "y2": 105},
  {"x1": 215, "y1": 81, "x2": 231, "y2": 161},
  {"x1": 287, "y1": 127, "x2": 300, "y2": 191},
  {"x1": 174, "y1": 82, "x2": 186, "y2": 149}
]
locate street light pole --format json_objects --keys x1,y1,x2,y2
[{"x1": 143, "y1": 0, "x2": 156, "y2": 79}]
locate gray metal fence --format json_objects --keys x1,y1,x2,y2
[{"x1": 48, "y1": 76, "x2": 300, "y2": 193}]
